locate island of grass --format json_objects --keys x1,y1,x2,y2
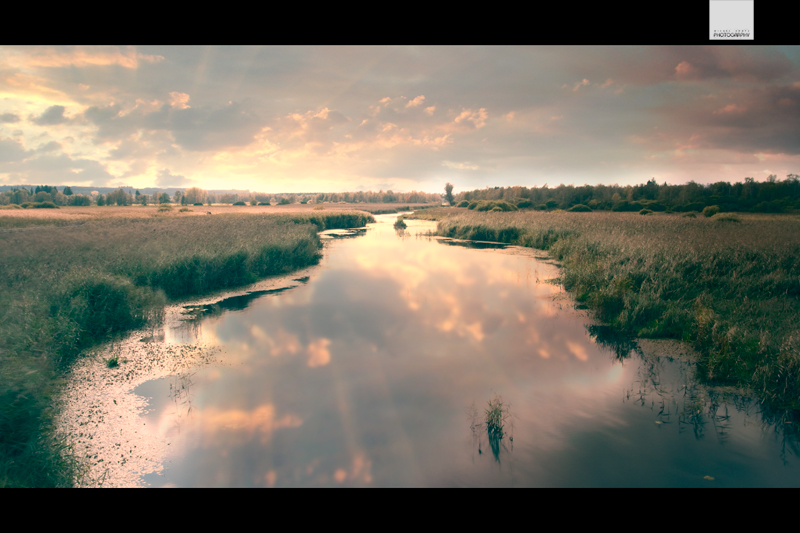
[
  {"x1": 0, "y1": 210, "x2": 374, "y2": 487},
  {"x1": 408, "y1": 208, "x2": 800, "y2": 418}
]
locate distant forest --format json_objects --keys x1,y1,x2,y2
[
  {"x1": 3, "y1": 176, "x2": 800, "y2": 212},
  {"x1": 455, "y1": 175, "x2": 800, "y2": 213},
  {"x1": 0, "y1": 185, "x2": 440, "y2": 207}
]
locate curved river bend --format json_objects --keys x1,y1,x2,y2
[{"x1": 57, "y1": 214, "x2": 800, "y2": 487}]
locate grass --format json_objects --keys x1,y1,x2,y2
[
  {"x1": 485, "y1": 393, "x2": 511, "y2": 439},
  {"x1": 393, "y1": 216, "x2": 407, "y2": 229},
  {"x1": 418, "y1": 210, "x2": 800, "y2": 413},
  {"x1": 0, "y1": 210, "x2": 374, "y2": 487}
]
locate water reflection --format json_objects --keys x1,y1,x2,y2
[{"x1": 59, "y1": 214, "x2": 800, "y2": 487}]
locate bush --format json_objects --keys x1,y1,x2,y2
[
  {"x1": 713, "y1": 213, "x2": 741, "y2": 223},
  {"x1": 278, "y1": 198, "x2": 291, "y2": 205},
  {"x1": 21, "y1": 202, "x2": 58, "y2": 209},
  {"x1": 193, "y1": 203, "x2": 204, "y2": 206},
  {"x1": 472, "y1": 200, "x2": 518, "y2": 212},
  {"x1": 639, "y1": 209, "x2": 653, "y2": 215},
  {"x1": 682, "y1": 211, "x2": 697, "y2": 218},
  {"x1": 179, "y1": 207, "x2": 192, "y2": 212},
  {"x1": 313, "y1": 205, "x2": 325, "y2": 210},
  {"x1": 394, "y1": 216, "x2": 407, "y2": 229},
  {"x1": 490, "y1": 206, "x2": 503, "y2": 212},
  {"x1": 258, "y1": 202, "x2": 270, "y2": 206},
  {"x1": 703, "y1": 205, "x2": 720, "y2": 217},
  {"x1": 535, "y1": 204, "x2": 547, "y2": 211},
  {"x1": 568, "y1": 204, "x2": 592, "y2": 212},
  {"x1": 457, "y1": 200, "x2": 470, "y2": 208},
  {"x1": 233, "y1": 201, "x2": 246, "y2": 206},
  {"x1": 517, "y1": 199, "x2": 534, "y2": 209},
  {"x1": 158, "y1": 205, "x2": 172, "y2": 212}
]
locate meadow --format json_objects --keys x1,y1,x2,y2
[
  {"x1": 410, "y1": 208, "x2": 800, "y2": 414},
  {"x1": 0, "y1": 209, "x2": 374, "y2": 487}
]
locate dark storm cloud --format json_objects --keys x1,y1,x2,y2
[
  {"x1": 0, "y1": 113, "x2": 20, "y2": 123},
  {"x1": 31, "y1": 105, "x2": 69, "y2": 125}
]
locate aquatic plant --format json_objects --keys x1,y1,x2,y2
[
  {"x1": 394, "y1": 216, "x2": 407, "y2": 229},
  {"x1": 485, "y1": 393, "x2": 511, "y2": 439}
]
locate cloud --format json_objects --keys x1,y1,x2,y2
[
  {"x1": 0, "y1": 137, "x2": 31, "y2": 163},
  {"x1": 169, "y1": 92, "x2": 191, "y2": 109},
  {"x1": 406, "y1": 95, "x2": 425, "y2": 108},
  {"x1": 31, "y1": 105, "x2": 69, "y2": 125},
  {"x1": 4, "y1": 45, "x2": 164, "y2": 70},
  {"x1": 36, "y1": 140, "x2": 62, "y2": 152},
  {"x1": 453, "y1": 108, "x2": 488, "y2": 129},
  {"x1": 155, "y1": 168, "x2": 191, "y2": 187},
  {"x1": 0, "y1": 113, "x2": 20, "y2": 123}
]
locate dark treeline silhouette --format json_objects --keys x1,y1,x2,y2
[{"x1": 456, "y1": 175, "x2": 800, "y2": 213}]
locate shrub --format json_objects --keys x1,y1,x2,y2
[
  {"x1": 682, "y1": 211, "x2": 697, "y2": 218},
  {"x1": 713, "y1": 213, "x2": 741, "y2": 223},
  {"x1": 21, "y1": 202, "x2": 58, "y2": 209},
  {"x1": 490, "y1": 206, "x2": 503, "y2": 212},
  {"x1": 639, "y1": 209, "x2": 653, "y2": 215},
  {"x1": 278, "y1": 198, "x2": 291, "y2": 205},
  {"x1": 158, "y1": 205, "x2": 172, "y2": 212},
  {"x1": 193, "y1": 203, "x2": 204, "y2": 206},
  {"x1": 457, "y1": 200, "x2": 470, "y2": 208},
  {"x1": 703, "y1": 205, "x2": 720, "y2": 217},
  {"x1": 258, "y1": 202, "x2": 270, "y2": 206},
  {"x1": 179, "y1": 207, "x2": 192, "y2": 212},
  {"x1": 233, "y1": 201, "x2": 246, "y2": 206},
  {"x1": 393, "y1": 216, "x2": 407, "y2": 229},
  {"x1": 313, "y1": 205, "x2": 325, "y2": 210},
  {"x1": 568, "y1": 204, "x2": 592, "y2": 212},
  {"x1": 473, "y1": 200, "x2": 518, "y2": 212},
  {"x1": 517, "y1": 199, "x2": 534, "y2": 209},
  {"x1": 535, "y1": 204, "x2": 547, "y2": 211}
]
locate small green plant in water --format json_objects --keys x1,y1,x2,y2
[
  {"x1": 394, "y1": 216, "x2": 407, "y2": 230},
  {"x1": 105, "y1": 356, "x2": 120, "y2": 368},
  {"x1": 485, "y1": 393, "x2": 510, "y2": 439}
]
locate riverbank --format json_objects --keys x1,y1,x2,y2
[
  {"x1": 0, "y1": 211, "x2": 374, "y2": 487},
  {"x1": 409, "y1": 208, "x2": 800, "y2": 415}
]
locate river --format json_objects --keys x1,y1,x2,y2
[{"x1": 56, "y1": 213, "x2": 800, "y2": 487}]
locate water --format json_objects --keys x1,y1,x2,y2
[{"x1": 58, "y1": 214, "x2": 800, "y2": 487}]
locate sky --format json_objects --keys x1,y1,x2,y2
[{"x1": 1, "y1": 45, "x2": 799, "y2": 194}]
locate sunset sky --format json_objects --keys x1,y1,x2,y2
[{"x1": 1, "y1": 45, "x2": 799, "y2": 193}]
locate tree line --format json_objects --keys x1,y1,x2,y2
[
  {"x1": 453, "y1": 175, "x2": 800, "y2": 213},
  {"x1": 0, "y1": 185, "x2": 441, "y2": 207}
]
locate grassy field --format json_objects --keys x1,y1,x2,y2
[
  {"x1": 411, "y1": 208, "x2": 800, "y2": 413},
  {"x1": 0, "y1": 210, "x2": 374, "y2": 487}
]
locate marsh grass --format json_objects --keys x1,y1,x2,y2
[
  {"x1": 485, "y1": 394, "x2": 511, "y2": 439},
  {"x1": 432, "y1": 210, "x2": 800, "y2": 412},
  {"x1": 394, "y1": 216, "x2": 407, "y2": 229},
  {"x1": 0, "y1": 210, "x2": 374, "y2": 486}
]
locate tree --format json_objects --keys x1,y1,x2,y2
[
  {"x1": 63, "y1": 186, "x2": 73, "y2": 195},
  {"x1": 444, "y1": 183, "x2": 455, "y2": 205}
]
